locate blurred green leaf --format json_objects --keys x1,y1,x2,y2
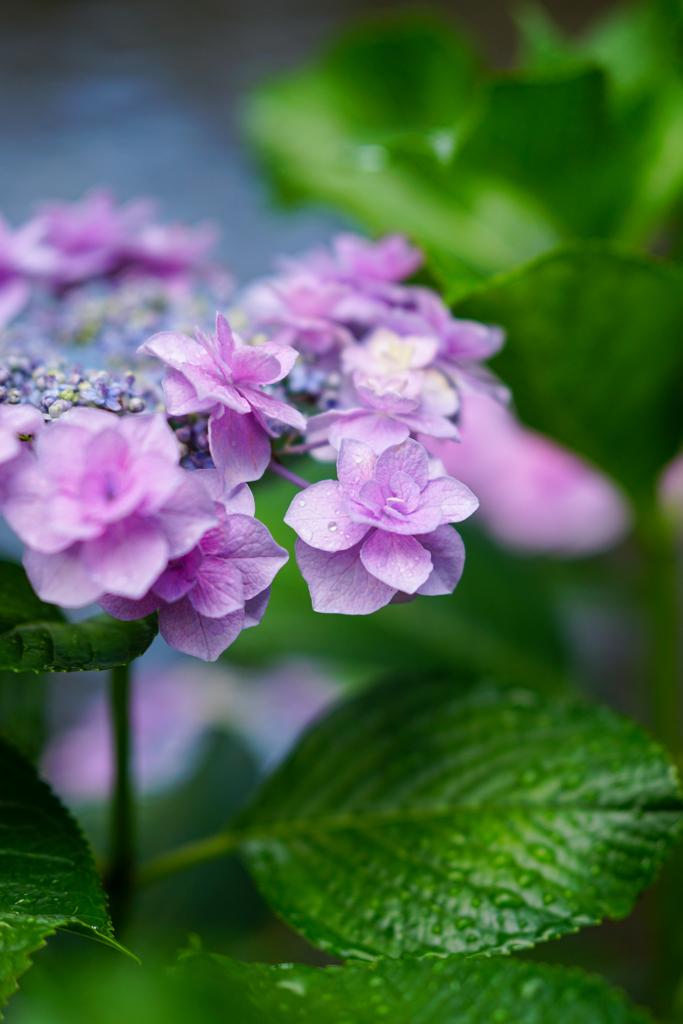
[
  {"x1": 0, "y1": 561, "x2": 64, "y2": 635},
  {"x1": 229, "y1": 474, "x2": 569, "y2": 694},
  {"x1": 236, "y1": 675, "x2": 683, "y2": 959},
  {"x1": 0, "y1": 738, "x2": 118, "y2": 1013},
  {"x1": 181, "y1": 948, "x2": 654, "y2": 1024},
  {"x1": 0, "y1": 613, "x2": 158, "y2": 673},
  {"x1": 456, "y1": 242, "x2": 683, "y2": 502},
  {"x1": 246, "y1": 13, "x2": 561, "y2": 279}
]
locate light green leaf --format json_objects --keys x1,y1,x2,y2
[
  {"x1": 0, "y1": 738, "x2": 118, "y2": 1012},
  {"x1": 457, "y1": 242, "x2": 683, "y2": 502},
  {"x1": 0, "y1": 560, "x2": 64, "y2": 634},
  {"x1": 235, "y1": 676, "x2": 683, "y2": 960},
  {"x1": 246, "y1": 14, "x2": 561, "y2": 278},
  {"x1": 0, "y1": 613, "x2": 158, "y2": 673},
  {"x1": 181, "y1": 948, "x2": 654, "y2": 1024}
]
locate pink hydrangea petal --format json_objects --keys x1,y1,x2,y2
[
  {"x1": 231, "y1": 346, "x2": 283, "y2": 386},
  {"x1": 284, "y1": 481, "x2": 369, "y2": 552},
  {"x1": 244, "y1": 388, "x2": 307, "y2": 431},
  {"x1": 355, "y1": 382, "x2": 420, "y2": 415},
  {"x1": 357, "y1": 479, "x2": 385, "y2": 511},
  {"x1": 398, "y1": 412, "x2": 459, "y2": 440},
  {"x1": 208, "y1": 406, "x2": 272, "y2": 486},
  {"x1": 295, "y1": 536, "x2": 396, "y2": 614},
  {"x1": 257, "y1": 341, "x2": 299, "y2": 378},
  {"x1": 414, "y1": 525, "x2": 466, "y2": 596},
  {"x1": 212, "y1": 312, "x2": 237, "y2": 364},
  {"x1": 189, "y1": 556, "x2": 244, "y2": 617},
  {"x1": 162, "y1": 370, "x2": 215, "y2": 416},
  {"x1": 217, "y1": 514, "x2": 289, "y2": 598},
  {"x1": 360, "y1": 529, "x2": 432, "y2": 594},
  {"x1": 159, "y1": 597, "x2": 244, "y2": 661},
  {"x1": 81, "y1": 517, "x2": 170, "y2": 599},
  {"x1": 0, "y1": 429, "x2": 20, "y2": 464},
  {"x1": 117, "y1": 412, "x2": 181, "y2": 463},
  {"x1": 243, "y1": 586, "x2": 270, "y2": 628},
  {"x1": 23, "y1": 545, "x2": 105, "y2": 608},
  {"x1": 151, "y1": 471, "x2": 218, "y2": 558},
  {"x1": 375, "y1": 438, "x2": 429, "y2": 491},
  {"x1": 0, "y1": 278, "x2": 29, "y2": 327},
  {"x1": 328, "y1": 411, "x2": 410, "y2": 454},
  {"x1": 418, "y1": 475, "x2": 479, "y2": 524},
  {"x1": 138, "y1": 329, "x2": 208, "y2": 371},
  {"x1": 152, "y1": 552, "x2": 202, "y2": 603},
  {"x1": 0, "y1": 403, "x2": 43, "y2": 439},
  {"x1": 98, "y1": 590, "x2": 162, "y2": 620},
  {"x1": 336, "y1": 439, "x2": 378, "y2": 497},
  {"x1": 192, "y1": 468, "x2": 255, "y2": 516}
]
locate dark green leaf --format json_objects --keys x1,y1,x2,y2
[
  {"x1": 0, "y1": 738, "x2": 117, "y2": 1011},
  {"x1": 457, "y1": 242, "x2": 683, "y2": 501},
  {"x1": 0, "y1": 613, "x2": 158, "y2": 673},
  {"x1": 181, "y1": 948, "x2": 653, "y2": 1024},
  {"x1": 235, "y1": 676, "x2": 682, "y2": 959},
  {"x1": 0, "y1": 560, "x2": 64, "y2": 634}
]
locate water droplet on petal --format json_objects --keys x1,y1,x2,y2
[
  {"x1": 328, "y1": 521, "x2": 338, "y2": 532},
  {"x1": 298, "y1": 499, "x2": 306, "y2": 507}
]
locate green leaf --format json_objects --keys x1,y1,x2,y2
[
  {"x1": 0, "y1": 613, "x2": 158, "y2": 673},
  {"x1": 0, "y1": 560, "x2": 64, "y2": 634},
  {"x1": 246, "y1": 13, "x2": 561, "y2": 278},
  {"x1": 0, "y1": 738, "x2": 117, "y2": 1012},
  {"x1": 456, "y1": 242, "x2": 683, "y2": 502},
  {"x1": 235, "y1": 675, "x2": 683, "y2": 960},
  {"x1": 181, "y1": 948, "x2": 653, "y2": 1024}
]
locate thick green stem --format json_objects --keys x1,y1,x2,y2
[
  {"x1": 640, "y1": 511, "x2": 682, "y2": 754},
  {"x1": 105, "y1": 662, "x2": 135, "y2": 931},
  {"x1": 137, "y1": 830, "x2": 241, "y2": 888}
]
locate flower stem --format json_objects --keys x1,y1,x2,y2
[
  {"x1": 137, "y1": 830, "x2": 242, "y2": 887},
  {"x1": 268, "y1": 458, "x2": 311, "y2": 490},
  {"x1": 639, "y1": 510, "x2": 681, "y2": 753},
  {"x1": 105, "y1": 661, "x2": 135, "y2": 932}
]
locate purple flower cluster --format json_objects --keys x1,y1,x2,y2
[
  {"x1": 0, "y1": 190, "x2": 218, "y2": 328},
  {"x1": 240, "y1": 232, "x2": 504, "y2": 456},
  {"x1": 0, "y1": 209, "x2": 638, "y2": 666},
  {"x1": 285, "y1": 438, "x2": 478, "y2": 614}
]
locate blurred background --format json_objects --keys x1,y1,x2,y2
[{"x1": 0, "y1": 1, "x2": 664, "y2": 1021}]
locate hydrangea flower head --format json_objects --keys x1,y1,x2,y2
[
  {"x1": 100, "y1": 469, "x2": 289, "y2": 661},
  {"x1": 0, "y1": 403, "x2": 43, "y2": 466},
  {"x1": 284, "y1": 438, "x2": 478, "y2": 614},
  {"x1": 3, "y1": 407, "x2": 217, "y2": 606},
  {"x1": 139, "y1": 312, "x2": 306, "y2": 485}
]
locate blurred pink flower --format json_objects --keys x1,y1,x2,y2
[
  {"x1": 424, "y1": 391, "x2": 633, "y2": 556},
  {"x1": 41, "y1": 661, "x2": 342, "y2": 802},
  {"x1": 659, "y1": 452, "x2": 683, "y2": 522},
  {"x1": 4, "y1": 407, "x2": 216, "y2": 606}
]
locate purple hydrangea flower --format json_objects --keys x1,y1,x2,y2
[
  {"x1": 0, "y1": 215, "x2": 55, "y2": 326},
  {"x1": 284, "y1": 437, "x2": 478, "y2": 614},
  {"x1": 280, "y1": 233, "x2": 424, "y2": 289},
  {"x1": 139, "y1": 312, "x2": 306, "y2": 485},
  {"x1": 306, "y1": 328, "x2": 460, "y2": 454},
  {"x1": 3, "y1": 407, "x2": 217, "y2": 607},
  {"x1": 99, "y1": 468, "x2": 289, "y2": 661},
  {"x1": 0, "y1": 403, "x2": 43, "y2": 466},
  {"x1": 35, "y1": 189, "x2": 219, "y2": 289}
]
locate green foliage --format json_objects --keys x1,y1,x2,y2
[
  {"x1": 0, "y1": 614, "x2": 158, "y2": 673},
  {"x1": 0, "y1": 561, "x2": 64, "y2": 634},
  {"x1": 456, "y1": 242, "x2": 683, "y2": 502},
  {"x1": 246, "y1": 4, "x2": 683, "y2": 286},
  {"x1": 180, "y1": 947, "x2": 654, "y2": 1024},
  {"x1": 235, "y1": 675, "x2": 682, "y2": 960},
  {"x1": 0, "y1": 738, "x2": 116, "y2": 1012}
]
